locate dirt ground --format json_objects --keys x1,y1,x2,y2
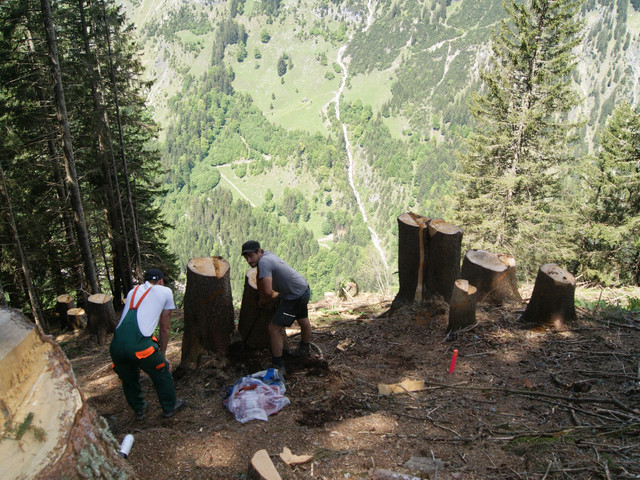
[{"x1": 58, "y1": 287, "x2": 640, "y2": 480}]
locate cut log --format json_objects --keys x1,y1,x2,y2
[
  {"x1": 520, "y1": 263, "x2": 577, "y2": 328},
  {"x1": 424, "y1": 220, "x2": 463, "y2": 303},
  {"x1": 460, "y1": 249, "x2": 522, "y2": 305},
  {"x1": 66, "y1": 307, "x2": 87, "y2": 331},
  {"x1": 180, "y1": 257, "x2": 235, "y2": 368},
  {"x1": 86, "y1": 293, "x2": 117, "y2": 346},
  {"x1": 393, "y1": 212, "x2": 431, "y2": 307},
  {"x1": 238, "y1": 267, "x2": 286, "y2": 352},
  {"x1": 0, "y1": 308, "x2": 136, "y2": 479},
  {"x1": 248, "y1": 449, "x2": 282, "y2": 480},
  {"x1": 55, "y1": 294, "x2": 75, "y2": 330},
  {"x1": 447, "y1": 279, "x2": 478, "y2": 332}
]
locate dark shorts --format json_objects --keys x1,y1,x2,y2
[{"x1": 273, "y1": 287, "x2": 311, "y2": 327}]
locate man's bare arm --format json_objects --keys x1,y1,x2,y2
[
  {"x1": 158, "y1": 309, "x2": 173, "y2": 371},
  {"x1": 258, "y1": 276, "x2": 274, "y2": 307}
]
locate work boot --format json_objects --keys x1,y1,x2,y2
[
  {"x1": 162, "y1": 398, "x2": 186, "y2": 418},
  {"x1": 272, "y1": 356, "x2": 286, "y2": 376},
  {"x1": 297, "y1": 342, "x2": 311, "y2": 356},
  {"x1": 135, "y1": 403, "x2": 148, "y2": 421}
]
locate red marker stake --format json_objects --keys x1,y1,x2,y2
[{"x1": 449, "y1": 349, "x2": 458, "y2": 374}]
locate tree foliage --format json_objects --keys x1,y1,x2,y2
[
  {"x1": 582, "y1": 103, "x2": 640, "y2": 284},
  {"x1": 454, "y1": 0, "x2": 584, "y2": 278}
]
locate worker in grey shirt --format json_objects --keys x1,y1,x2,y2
[{"x1": 241, "y1": 240, "x2": 311, "y2": 374}]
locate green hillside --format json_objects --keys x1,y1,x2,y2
[{"x1": 117, "y1": 0, "x2": 640, "y2": 299}]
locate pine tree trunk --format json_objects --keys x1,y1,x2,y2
[
  {"x1": 86, "y1": 293, "x2": 117, "y2": 346},
  {"x1": 41, "y1": 0, "x2": 99, "y2": 295},
  {"x1": 78, "y1": 0, "x2": 133, "y2": 299},
  {"x1": 424, "y1": 220, "x2": 463, "y2": 303},
  {"x1": 0, "y1": 308, "x2": 136, "y2": 479},
  {"x1": 55, "y1": 294, "x2": 75, "y2": 330},
  {"x1": 180, "y1": 257, "x2": 235, "y2": 368},
  {"x1": 100, "y1": 0, "x2": 143, "y2": 280},
  {"x1": 520, "y1": 263, "x2": 577, "y2": 328},
  {"x1": 447, "y1": 279, "x2": 478, "y2": 332},
  {"x1": 393, "y1": 212, "x2": 431, "y2": 306},
  {"x1": 238, "y1": 267, "x2": 285, "y2": 351},
  {"x1": 0, "y1": 160, "x2": 48, "y2": 332},
  {"x1": 460, "y1": 249, "x2": 522, "y2": 305}
]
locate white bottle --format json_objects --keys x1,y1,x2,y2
[{"x1": 119, "y1": 434, "x2": 134, "y2": 458}]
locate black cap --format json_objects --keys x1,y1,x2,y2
[
  {"x1": 144, "y1": 268, "x2": 164, "y2": 281},
  {"x1": 241, "y1": 240, "x2": 260, "y2": 255}
]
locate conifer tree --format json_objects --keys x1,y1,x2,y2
[
  {"x1": 582, "y1": 103, "x2": 640, "y2": 284},
  {"x1": 455, "y1": 0, "x2": 584, "y2": 277}
]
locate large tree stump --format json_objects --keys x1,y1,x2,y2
[
  {"x1": 447, "y1": 279, "x2": 478, "y2": 332},
  {"x1": 55, "y1": 294, "x2": 75, "y2": 330},
  {"x1": 66, "y1": 307, "x2": 87, "y2": 331},
  {"x1": 520, "y1": 264, "x2": 577, "y2": 328},
  {"x1": 460, "y1": 249, "x2": 523, "y2": 305},
  {"x1": 0, "y1": 308, "x2": 136, "y2": 479},
  {"x1": 238, "y1": 267, "x2": 286, "y2": 351},
  {"x1": 392, "y1": 212, "x2": 431, "y2": 308},
  {"x1": 180, "y1": 257, "x2": 235, "y2": 368},
  {"x1": 86, "y1": 293, "x2": 117, "y2": 346},
  {"x1": 424, "y1": 220, "x2": 463, "y2": 303}
]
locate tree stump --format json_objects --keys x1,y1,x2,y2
[
  {"x1": 66, "y1": 308, "x2": 87, "y2": 331},
  {"x1": 520, "y1": 264, "x2": 577, "y2": 328},
  {"x1": 86, "y1": 293, "x2": 117, "y2": 346},
  {"x1": 460, "y1": 249, "x2": 522, "y2": 305},
  {"x1": 447, "y1": 279, "x2": 478, "y2": 332},
  {"x1": 55, "y1": 294, "x2": 75, "y2": 330},
  {"x1": 424, "y1": 220, "x2": 463, "y2": 303},
  {"x1": 0, "y1": 308, "x2": 136, "y2": 479},
  {"x1": 238, "y1": 267, "x2": 286, "y2": 351},
  {"x1": 180, "y1": 257, "x2": 235, "y2": 368},
  {"x1": 393, "y1": 212, "x2": 431, "y2": 306}
]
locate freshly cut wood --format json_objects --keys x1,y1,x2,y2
[
  {"x1": 393, "y1": 212, "x2": 431, "y2": 307},
  {"x1": 181, "y1": 257, "x2": 235, "y2": 368},
  {"x1": 66, "y1": 307, "x2": 86, "y2": 331},
  {"x1": 0, "y1": 308, "x2": 135, "y2": 479},
  {"x1": 460, "y1": 249, "x2": 522, "y2": 305},
  {"x1": 238, "y1": 268, "x2": 286, "y2": 351},
  {"x1": 447, "y1": 279, "x2": 478, "y2": 332},
  {"x1": 248, "y1": 449, "x2": 282, "y2": 480},
  {"x1": 424, "y1": 220, "x2": 463, "y2": 303},
  {"x1": 86, "y1": 293, "x2": 117, "y2": 346},
  {"x1": 520, "y1": 264, "x2": 577, "y2": 328},
  {"x1": 55, "y1": 294, "x2": 75, "y2": 330}
]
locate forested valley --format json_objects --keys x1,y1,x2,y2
[{"x1": 1, "y1": 0, "x2": 640, "y2": 327}]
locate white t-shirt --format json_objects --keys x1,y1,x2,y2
[{"x1": 117, "y1": 281, "x2": 176, "y2": 337}]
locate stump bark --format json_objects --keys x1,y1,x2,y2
[
  {"x1": 460, "y1": 249, "x2": 522, "y2": 305},
  {"x1": 394, "y1": 212, "x2": 431, "y2": 305},
  {"x1": 55, "y1": 294, "x2": 75, "y2": 330},
  {"x1": 447, "y1": 279, "x2": 478, "y2": 332},
  {"x1": 66, "y1": 308, "x2": 87, "y2": 331},
  {"x1": 86, "y1": 294, "x2": 117, "y2": 346},
  {"x1": 181, "y1": 257, "x2": 235, "y2": 367},
  {"x1": 238, "y1": 267, "x2": 286, "y2": 351},
  {"x1": 0, "y1": 308, "x2": 136, "y2": 479},
  {"x1": 520, "y1": 263, "x2": 577, "y2": 328},
  {"x1": 424, "y1": 220, "x2": 463, "y2": 303}
]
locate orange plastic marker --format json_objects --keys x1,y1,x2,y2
[{"x1": 449, "y1": 349, "x2": 458, "y2": 374}]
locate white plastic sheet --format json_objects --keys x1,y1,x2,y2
[{"x1": 223, "y1": 369, "x2": 290, "y2": 423}]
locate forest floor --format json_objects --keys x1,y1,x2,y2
[{"x1": 57, "y1": 285, "x2": 640, "y2": 480}]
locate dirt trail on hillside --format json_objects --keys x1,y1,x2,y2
[{"x1": 61, "y1": 292, "x2": 640, "y2": 479}]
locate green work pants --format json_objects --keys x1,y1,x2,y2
[{"x1": 109, "y1": 309, "x2": 176, "y2": 415}]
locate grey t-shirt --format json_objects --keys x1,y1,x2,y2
[{"x1": 258, "y1": 251, "x2": 308, "y2": 300}]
